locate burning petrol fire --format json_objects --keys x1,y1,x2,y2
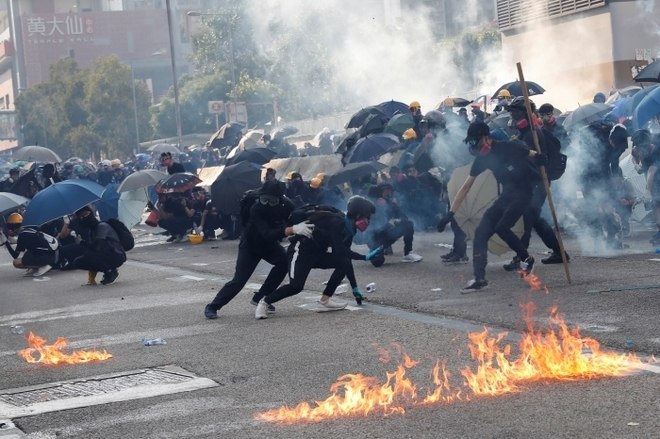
[
  {"x1": 519, "y1": 271, "x2": 548, "y2": 293},
  {"x1": 256, "y1": 304, "x2": 643, "y2": 423},
  {"x1": 18, "y1": 332, "x2": 112, "y2": 365}
]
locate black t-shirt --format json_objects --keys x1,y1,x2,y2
[
  {"x1": 167, "y1": 163, "x2": 186, "y2": 174},
  {"x1": 470, "y1": 140, "x2": 534, "y2": 192}
]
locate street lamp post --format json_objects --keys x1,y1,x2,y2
[
  {"x1": 129, "y1": 65, "x2": 140, "y2": 153},
  {"x1": 165, "y1": 0, "x2": 183, "y2": 149}
]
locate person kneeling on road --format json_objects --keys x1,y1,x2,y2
[
  {"x1": 0, "y1": 212, "x2": 57, "y2": 277},
  {"x1": 255, "y1": 196, "x2": 381, "y2": 319}
]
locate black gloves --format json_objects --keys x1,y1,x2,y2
[
  {"x1": 437, "y1": 211, "x2": 454, "y2": 233},
  {"x1": 535, "y1": 153, "x2": 549, "y2": 166}
]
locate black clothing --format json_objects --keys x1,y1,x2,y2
[
  {"x1": 368, "y1": 197, "x2": 414, "y2": 257},
  {"x1": 469, "y1": 140, "x2": 536, "y2": 193},
  {"x1": 73, "y1": 222, "x2": 126, "y2": 273},
  {"x1": 520, "y1": 184, "x2": 561, "y2": 253},
  {"x1": 4, "y1": 228, "x2": 57, "y2": 267},
  {"x1": 167, "y1": 162, "x2": 186, "y2": 174}
]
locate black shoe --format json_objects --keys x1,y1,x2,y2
[
  {"x1": 443, "y1": 253, "x2": 468, "y2": 263},
  {"x1": 541, "y1": 252, "x2": 569, "y2": 264},
  {"x1": 250, "y1": 298, "x2": 276, "y2": 313},
  {"x1": 503, "y1": 256, "x2": 521, "y2": 271},
  {"x1": 460, "y1": 279, "x2": 489, "y2": 293},
  {"x1": 100, "y1": 269, "x2": 119, "y2": 285},
  {"x1": 166, "y1": 235, "x2": 177, "y2": 242},
  {"x1": 204, "y1": 304, "x2": 218, "y2": 320},
  {"x1": 440, "y1": 251, "x2": 455, "y2": 261},
  {"x1": 520, "y1": 256, "x2": 535, "y2": 277}
]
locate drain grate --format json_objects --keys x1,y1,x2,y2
[{"x1": 0, "y1": 365, "x2": 217, "y2": 419}]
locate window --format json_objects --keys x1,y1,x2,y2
[{"x1": 497, "y1": 0, "x2": 606, "y2": 31}]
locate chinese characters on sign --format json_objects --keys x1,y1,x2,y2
[{"x1": 25, "y1": 15, "x2": 94, "y2": 45}]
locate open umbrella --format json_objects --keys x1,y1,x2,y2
[
  {"x1": 147, "y1": 144, "x2": 180, "y2": 155},
  {"x1": 117, "y1": 169, "x2": 168, "y2": 193},
  {"x1": 562, "y1": 103, "x2": 612, "y2": 130},
  {"x1": 633, "y1": 59, "x2": 660, "y2": 83},
  {"x1": 0, "y1": 192, "x2": 30, "y2": 216},
  {"x1": 632, "y1": 85, "x2": 660, "y2": 130},
  {"x1": 626, "y1": 84, "x2": 660, "y2": 115},
  {"x1": 118, "y1": 188, "x2": 149, "y2": 229},
  {"x1": 446, "y1": 164, "x2": 523, "y2": 255},
  {"x1": 384, "y1": 113, "x2": 415, "y2": 137},
  {"x1": 436, "y1": 97, "x2": 472, "y2": 109},
  {"x1": 272, "y1": 126, "x2": 299, "y2": 139},
  {"x1": 211, "y1": 161, "x2": 262, "y2": 215},
  {"x1": 491, "y1": 81, "x2": 545, "y2": 99},
  {"x1": 154, "y1": 172, "x2": 202, "y2": 194},
  {"x1": 97, "y1": 183, "x2": 119, "y2": 221},
  {"x1": 347, "y1": 133, "x2": 400, "y2": 164},
  {"x1": 346, "y1": 106, "x2": 386, "y2": 129},
  {"x1": 13, "y1": 146, "x2": 61, "y2": 163},
  {"x1": 326, "y1": 161, "x2": 387, "y2": 187},
  {"x1": 21, "y1": 179, "x2": 106, "y2": 226},
  {"x1": 210, "y1": 122, "x2": 246, "y2": 148},
  {"x1": 358, "y1": 112, "x2": 388, "y2": 137},
  {"x1": 375, "y1": 100, "x2": 409, "y2": 118},
  {"x1": 228, "y1": 147, "x2": 277, "y2": 166},
  {"x1": 605, "y1": 86, "x2": 641, "y2": 104}
]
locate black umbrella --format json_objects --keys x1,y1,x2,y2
[
  {"x1": 491, "y1": 81, "x2": 545, "y2": 99},
  {"x1": 436, "y1": 97, "x2": 472, "y2": 109},
  {"x1": 358, "y1": 113, "x2": 388, "y2": 137},
  {"x1": 228, "y1": 147, "x2": 277, "y2": 166},
  {"x1": 209, "y1": 122, "x2": 246, "y2": 148},
  {"x1": 154, "y1": 172, "x2": 202, "y2": 194},
  {"x1": 335, "y1": 131, "x2": 361, "y2": 156},
  {"x1": 271, "y1": 126, "x2": 299, "y2": 139},
  {"x1": 326, "y1": 161, "x2": 387, "y2": 187},
  {"x1": 375, "y1": 100, "x2": 409, "y2": 118},
  {"x1": 634, "y1": 59, "x2": 660, "y2": 83},
  {"x1": 211, "y1": 161, "x2": 262, "y2": 215},
  {"x1": 347, "y1": 133, "x2": 400, "y2": 164},
  {"x1": 346, "y1": 106, "x2": 386, "y2": 129}
]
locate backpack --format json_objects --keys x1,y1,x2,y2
[
  {"x1": 289, "y1": 204, "x2": 345, "y2": 227},
  {"x1": 541, "y1": 128, "x2": 567, "y2": 181},
  {"x1": 23, "y1": 229, "x2": 58, "y2": 252},
  {"x1": 105, "y1": 218, "x2": 134, "y2": 251},
  {"x1": 239, "y1": 189, "x2": 262, "y2": 227}
]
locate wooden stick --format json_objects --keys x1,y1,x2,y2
[{"x1": 516, "y1": 62, "x2": 572, "y2": 283}]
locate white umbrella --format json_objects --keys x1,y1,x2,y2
[
  {"x1": 118, "y1": 189, "x2": 149, "y2": 229},
  {"x1": 117, "y1": 169, "x2": 168, "y2": 193},
  {"x1": 13, "y1": 146, "x2": 62, "y2": 163},
  {"x1": 147, "y1": 143, "x2": 181, "y2": 155},
  {"x1": 0, "y1": 192, "x2": 30, "y2": 215}
]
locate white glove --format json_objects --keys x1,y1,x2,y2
[
  {"x1": 194, "y1": 226, "x2": 202, "y2": 234},
  {"x1": 0, "y1": 231, "x2": 6, "y2": 246},
  {"x1": 292, "y1": 221, "x2": 315, "y2": 238}
]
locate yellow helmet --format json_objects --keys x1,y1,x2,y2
[
  {"x1": 402, "y1": 128, "x2": 417, "y2": 140},
  {"x1": 7, "y1": 212, "x2": 23, "y2": 224},
  {"x1": 315, "y1": 173, "x2": 326, "y2": 181},
  {"x1": 409, "y1": 100, "x2": 421, "y2": 110},
  {"x1": 286, "y1": 171, "x2": 295, "y2": 180},
  {"x1": 309, "y1": 177, "x2": 323, "y2": 189},
  {"x1": 497, "y1": 89, "x2": 512, "y2": 98}
]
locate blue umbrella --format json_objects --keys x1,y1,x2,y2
[
  {"x1": 632, "y1": 86, "x2": 660, "y2": 130},
  {"x1": 605, "y1": 96, "x2": 632, "y2": 120},
  {"x1": 97, "y1": 183, "x2": 119, "y2": 221},
  {"x1": 347, "y1": 133, "x2": 400, "y2": 163},
  {"x1": 22, "y1": 179, "x2": 106, "y2": 226},
  {"x1": 376, "y1": 100, "x2": 409, "y2": 118}
]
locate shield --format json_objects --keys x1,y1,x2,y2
[
  {"x1": 562, "y1": 103, "x2": 612, "y2": 130},
  {"x1": 446, "y1": 164, "x2": 523, "y2": 256},
  {"x1": 228, "y1": 147, "x2": 277, "y2": 165},
  {"x1": 118, "y1": 188, "x2": 149, "y2": 229},
  {"x1": 384, "y1": 113, "x2": 415, "y2": 137},
  {"x1": 491, "y1": 81, "x2": 545, "y2": 99},
  {"x1": 326, "y1": 161, "x2": 387, "y2": 187},
  {"x1": 0, "y1": 192, "x2": 30, "y2": 216},
  {"x1": 147, "y1": 143, "x2": 180, "y2": 155},
  {"x1": 375, "y1": 100, "x2": 409, "y2": 118},
  {"x1": 155, "y1": 172, "x2": 202, "y2": 194},
  {"x1": 632, "y1": 86, "x2": 660, "y2": 130},
  {"x1": 117, "y1": 169, "x2": 168, "y2": 192},
  {"x1": 13, "y1": 146, "x2": 61, "y2": 163},
  {"x1": 436, "y1": 97, "x2": 472, "y2": 109},
  {"x1": 346, "y1": 106, "x2": 386, "y2": 129},
  {"x1": 210, "y1": 122, "x2": 246, "y2": 148},
  {"x1": 347, "y1": 133, "x2": 400, "y2": 164},
  {"x1": 633, "y1": 59, "x2": 660, "y2": 83},
  {"x1": 211, "y1": 161, "x2": 262, "y2": 214},
  {"x1": 21, "y1": 179, "x2": 106, "y2": 226}
]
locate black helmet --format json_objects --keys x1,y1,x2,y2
[
  {"x1": 506, "y1": 96, "x2": 527, "y2": 112},
  {"x1": 631, "y1": 129, "x2": 651, "y2": 147},
  {"x1": 260, "y1": 180, "x2": 285, "y2": 198},
  {"x1": 346, "y1": 195, "x2": 375, "y2": 219},
  {"x1": 421, "y1": 110, "x2": 446, "y2": 129}
]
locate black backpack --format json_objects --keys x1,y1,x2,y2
[
  {"x1": 541, "y1": 128, "x2": 567, "y2": 181},
  {"x1": 105, "y1": 218, "x2": 134, "y2": 251},
  {"x1": 239, "y1": 189, "x2": 262, "y2": 227},
  {"x1": 289, "y1": 204, "x2": 345, "y2": 228}
]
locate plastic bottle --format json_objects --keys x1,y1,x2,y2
[
  {"x1": 142, "y1": 337, "x2": 166, "y2": 346},
  {"x1": 625, "y1": 339, "x2": 634, "y2": 349},
  {"x1": 9, "y1": 325, "x2": 25, "y2": 335},
  {"x1": 366, "y1": 282, "x2": 377, "y2": 293}
]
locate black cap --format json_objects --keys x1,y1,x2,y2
[
  {"x1": 464, "y1": 122, "x2": 490, "y2": 143},
  {"x1": 260, "y1": 180, "x2": 284, "y2": 198},
  {"x1": 538, "y1": 103, "x2": 554, "y2": 115}
]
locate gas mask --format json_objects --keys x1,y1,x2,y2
[{"x1": 355, "y1": 217, "x2": 369, "y2": 232}]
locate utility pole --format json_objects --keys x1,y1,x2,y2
[{"x1": 165, "y1": 0, "x2": 183, "y2": 149}]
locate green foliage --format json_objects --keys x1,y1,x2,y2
[{"x1": 450, "y1": 30, "x2": 502, "y2": 88}]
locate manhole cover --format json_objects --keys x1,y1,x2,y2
[{"x1": 0, "y1": 365, "x2": 217, "y2": 418}]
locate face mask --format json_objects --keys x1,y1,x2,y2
[
  {"x1": 259, "y1": 195, "x2": 279, "y2": 206},
  {"x1": 516, "y1": 118, "x2": 529, "y2": 129},
  {"x1": 355, "y1": 218, "x2": 369, "y2": 232},
  {"x1": 80, "y1": 215, "x2": 98, "y2": 228}
]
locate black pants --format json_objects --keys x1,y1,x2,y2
[
  {"x1": 207, "y1": 242, "x2": 288, "y2": 311},
  {"x1": 473, "y1": 191, "x2": 531, "y2": 281},
  {"x1": 158, "y1": 216, "x2": 193, "y2": 236},
  {"x1": 371, "y1": 218, "x2": 414, "y2": 255},
  {"x1": 264, "y1": 240, "x2": 350, "y2": 305},
  {"x1": 521, "y1": 184, "x2": 560, "y2": 253},
  {"x1": 450, "y1": 217, "x2": 467, "y2": 257},
  {"x1": 58, "y1": 243, "x2": 85, "y2": 269},
  {"x1": 73, "y1": 248, "x2": 126, "y2": 273}
]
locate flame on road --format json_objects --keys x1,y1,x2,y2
[
  {"x1": 256, "y1": 304, "x2": 643, "y2": 423},
  {"x1": 18, "y1": 332, "x2": 112, "y2": 365}
]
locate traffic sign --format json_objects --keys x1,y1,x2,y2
[{"x1": 208, "y1": 101, "x2": 224, "y2": 114}]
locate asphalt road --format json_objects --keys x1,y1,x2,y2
[{"x1": 0, "y1": 224, "x2": 658, "y2": 438}]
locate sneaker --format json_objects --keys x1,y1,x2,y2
[
  {"x1": 204, "y1": 304, "x2": 218, "y2": 320},
  {"x1": 33, "y1": 265, "x2": 52, "y2": 277},
  {"x1": 503, "y1": 256, "x2": 521, "y2": 271},
  {"x1": 520, "y1": 256, "x2": 535, "y2": 276},
  {"x1": 401, "y1": 252, "x2": 423, "y2": 263},
  {"x1": 460, "y1": 279, "x2": 489, "y2": 294},
  {"x1": 317, "y1": 298, "x2": 347, "y2": 312},
  {"x1": 23, "y1": 268, "x2": 37, "y2": 277},
  {"x1": 250, "y1": 298, "x2": 276, "y2": 313},
  {"x1": 443, "y1": 253, "x2": 468, "y2": 264},
  {"x1": 255, "y1": 299, "x2": 270, "y2": 319},
  {"x1": 440, "y1": 251, "x2": 455, "y2": 261},
  {"x1": 166, "y1": 235, "x2": 177, "y2": 243},
  {"x1": 100, "y1": 269, "x2": 119, "y2": 285},
  {"x1": 541, "y1": 252, "x2": 569, "y2": 264}
]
